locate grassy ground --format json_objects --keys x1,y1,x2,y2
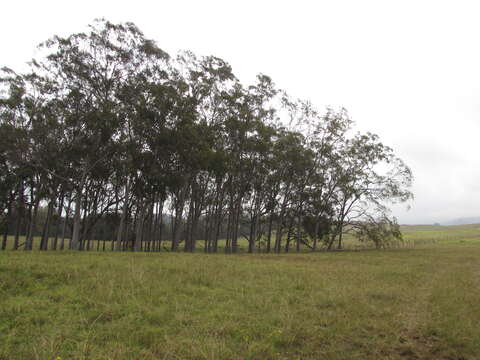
[{"x1": 1, "y1": 225, "x2": 480, "y2": 359}]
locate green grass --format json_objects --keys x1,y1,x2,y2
[{"x1": 1, "y1": 225, "x2": 480, "y2": 359}]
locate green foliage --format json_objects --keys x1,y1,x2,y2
[{"x1": 355, "y1": 216, "x2": 403, "y2": 249}]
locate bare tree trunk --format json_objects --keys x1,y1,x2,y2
[
  {"x1": 224, "y1": 195, "x2": 234, "y2": 253},
  {"x1": 337, "y1": 221, "x2": 344, "y2": 249},
  {"x1": 274, "y1": 185, "x2": 290, "y2": 253},
  {"x1": 52, "y1": 192, "x2": 65, "y2": 250},
  {"x1": 115, "y1": 179, "x2": 129, "y2": 251},
  {"x1": 231, "y1": 198, "x2": 242, "y2": 253},
  {"x1": 13, "y1": 209, "x2": 22, "y2": 251},
  {"x1": 284, "y1": 216, "x2": 294, "y2": 253},
  {"x1": 134, "y1": 202, "x2": 145, "y2": 252},
  {"x1": 266, "y1": 208, "x2": 274, "y2": 253},
  {"x1": 184, "y1": 196, "x2": 194, "y2": 252},
  {"x1": 70, "y1": 181, "x2": 85, "y2": 251},
  {"x1": 60, "y1": 195, "x2": 72, "y2": 250},
  {"x1": 40, "y1": 199, "x2": 55, "y2": 250},
  {"x1": 13, "y1": 182, "x2": 24, "y2": 250},
  {"x1": 145, "y1": 200, "x2": 154, "y2": 252},
  {"x1": 1, "y1": 191, "x2": 14, "y2": 250},
  {"x1": 312, "y1": 216, "x2": 321, "y2": 251},
  {"x1": 296, "y1": 213, "x2": 302, "y2": 253},
  {"x1": 25, "y1": 192, "x2": 40, "y2": 251},
  {"x1": 171, "y1": 188, "x2": 186, "y2": 252},
  {"x1": 248, "y1": 213, "x2": 256, "y2": 254},
  {"x1": 155, "y1": 200, "x2": 164, "y2": 252},
  {"x1": 124, "y1": 219, "x2": 131, "y2": 251}
]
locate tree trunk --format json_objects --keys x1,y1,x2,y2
[
  {"x1": 284, "y1": 217, "x2": 294, "y2": 253},
  {"x1": 134, "y1": 202, "x2": 145, "y2": 252},
  {"x1": 60, "y1": 195, "x2": 72, "y2": 250},
  {"x1": 115, "y1": 179, "x2": 129, "y2": 251},
  {"x1": 52, "y1": 192, "x2": 65, "y2": 250},
  {"x1": 171, "y1": 188, "x2": 186, "y2": 252},
  {"x1": 1, "y1": 196, "x2": 12, "y2": 250},
  {"x1": 158, "y1": 201, "x2": 164, "y2": 252},
  {"x1": 13, "y1": 182, "x2": 24, "y2": 250},
  {"x1": 25, "y1": 194, "x2": 40, "y2": 251},
  {"x1": 40, "y1": 199, "x2": 55, "y2": 250},
  {"x1": 266, "y1": 208, "x2": 274, "y2": 253},
  {"x1": 70, "y1": 184, "x2": 84, "y2": 251},
  {"x1": 296, "y1": 213, "x2": 302, "y2": 253}
]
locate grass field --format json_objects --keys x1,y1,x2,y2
[{"x1": 1, "y1": 225, "x2": 480, "y2": 359}]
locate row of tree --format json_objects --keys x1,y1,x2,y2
[{"x1": 0, "y1": 19, "x2": 413, "y2": 253}]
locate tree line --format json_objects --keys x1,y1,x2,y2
[{"x1": 0, "y1": 19, "x2": 413, "y2": 253}]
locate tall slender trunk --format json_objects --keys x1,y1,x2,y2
[
  {"x1": 266, "y1": 208, "x2": 274, "y2": 253},
  {"x1": 212, "y1": 183, "x2": 225, "y2": 253},
  {"x1": 124, "y1": 219, "x2": 131, "y2": 251},
  {"x1": 231, "y1": 198, "x2": 242, "y2": 253},
  {"x1": 145, "y1": 200, "x2": 154, "y2": 252},
  {"x1": 40, "y1": 199, "x2": 55, "y2": 250},
  {"x1": 158, "y1": 202, "x2": 164, "y2": 252},
  {"x1": 25, "y1": 194, "x2": 40, "y2": 251},
  {"x1": 296, "y1": 212, "x2": 302, "y2": 253},
  {"x1": 248, "y1": 193, "x2": 262, "y2": 254},
  {"x1": 171, "y1": 188, "x2": 186, "y2": 252},
  {"x1": 312, "y1": 216, "x2": 321, "y2": 251},
  {"x1": 13, "y1": 182, "x2": 24, "y2": 250},
  {"x1": 70, "y1": 177, "x2": 85, "y2": 251},
  {"x1": 60, "y1": 195, "x2": 72, "y2": 250},
  {"x1": 248, "y1": 210, "x2": 258, "y2": 254},
  {"x1": 24, "y1": 186, "x2": 33, "y2": 248},
  {"x1": 115, "y1": 179, "x2": 129, "y2": 251},
  {"x1": 274, "y1": 185, "x2": 290, "y2": 253},
  {"x1": 2, "y1": 228, "x2": 8, "y2": 251},
  {"x1": 224, "y1": 195, "x2": 234, "y2": 253},
  {"x1": 337, "y1": 221, "x2": 344, "y2": 249},
  {"x1": 184, "y1": 196, "x2": 195, "y2": 252},
  {"x1": 52, "y1": 192, "x2": 65, "y2": 250},
  {"x1": 284, "y1": 216, "x2": 294, "y2": 253},
  {"x1": 13, "y1": 208, "x2": 22, "y2": 251},
  {"x1": 204, "y1": 205, "x2": 212, "y2": 253},
  {"x1": 1, "y1": 192, "x2": 13, "y2": 250},
  {"x1": 134, "y1": 201, "x2": 145, "y2": 252},
  {"x1": 151, "y1": 198, "x2": 159, "y2": 252}
]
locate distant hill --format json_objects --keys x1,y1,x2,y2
[{"x1": 442, "y1": 217, "x2": 480, "y2": 226}]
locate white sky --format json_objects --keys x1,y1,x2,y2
[{"x1": 2, "y1": 0, "x2": 479, "y2": 224}]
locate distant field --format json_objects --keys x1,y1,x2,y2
[
  {"x1": 401, "y1": 223, "x2": 480, "y2": 246},
  {"x1": 1, "y1": 225, "x2": 480, "y2": 359}
]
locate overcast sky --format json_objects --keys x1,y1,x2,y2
[{"x1": 2, "y1": 0, "x2": 479, "y2": 224}]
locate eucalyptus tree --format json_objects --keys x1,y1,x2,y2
[
  {"x1": 26, "y1": 19, "x2": 171, "y2": 250},
  {"x1": 302, "y1": 107, "x2": 353, "y2": 250},
  {"x1": 113, "y1": 44, "x2": 173, "y2": 252},
  {"x1": 229, "y1": 75, "x2": 280, "y2": 253},
  {"x1": 0, "y1": 19, "x2": 414, "y2": 253},
  {"x1": 326, "y1": 132, "x2": 413, "y2": 249},
  {"x1": 0, "y1": 125, "x2": 17, "y2": 250},
  {"x1": 355, "y1": 214, "x2": 403, "y2": 249},
  {"x1": 165, "y1": 52, "x2": 238, "y2": 252},
  {"x1": 0, "y1": 68, "x2": 54, "y2": 250}
]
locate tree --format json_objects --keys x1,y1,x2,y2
[{"x1": 0, "y1": 19, "x2": 413, "y2": 253}]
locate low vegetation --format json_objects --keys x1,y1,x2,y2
[{"x1": 1, "y1": 225, "x2": 479, "y2": 359}]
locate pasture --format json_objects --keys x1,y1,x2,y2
[{"x1": 1, "y1": 224, "x2": 480, "y2": 359}]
